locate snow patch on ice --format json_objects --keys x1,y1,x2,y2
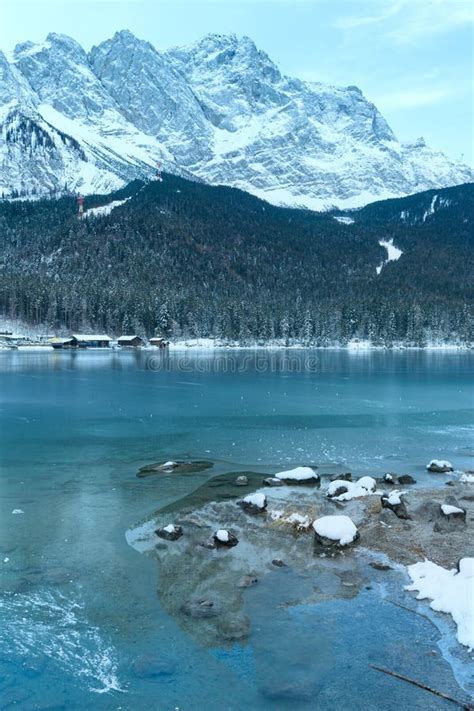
[{"x1": 406, "y1": 558, "x2": 474, "y2": 650}]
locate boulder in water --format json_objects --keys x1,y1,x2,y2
[
  {"x1": 234, "y1": 475, "x2": 249, "y2": 486},
  {"x1": 313, "y1": 515, "x2": 359, "y2": 553},
  {"x1": 426, "y1": 459, "x2": 453, "y2": 473},
  {"x1": 398, "y1": 474, "x2": 416, "y2": 485},
  {"x1": 155, "y1": 523, "x2": 183, "y2": 541},
  {"x1": 263, "y1": 477, "x2": 285, "y2": 487},
  {"x1": 180, "y1": 598, "x2": 220, "y2": 618},
  {"x1": 238, "y1": 492, "x2": 267, "y2": 514},
  {"x1": 137, "y1": 460, "x2": 214, "y2": 477},
  {"x1": 274, "y1": 466, "x2": 320, "y2": 486},
  {"x1": 330, "y1": 472, "x2": 352, "y2": 482},
  {"x1": 213, "y1": 529, "x2": 239, "y2": 547}
]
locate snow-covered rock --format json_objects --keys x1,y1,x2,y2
[
  {"x1": 426, "y1": 459, "x2": 453, "y2": 473},
  {"x1": 326, "y1": 476, "x2": 377, "y2": 501},
  {"x1": 213, "y1": 529, "x2": 238, "y2": 547},
  {"x1": 1, "y1": 31, "x2": 472, "y2": 205},
  {"x1": 405, "y1": 558, "x2": 474, "y2": 650},
  {"x1": 238, "y1": 492, "x2": 267, "y2": 514},
  {"x1": 274, "y1": 466, "x2": 320, "y2": 485},
  {"x1": 381, "y1": 490, "x2": 410, "y2": 520},
  {"x1": 460, "y1": 473, "x2": 474, "y2": 484},
  {"x1": 312, "y1": 515, "x2": 359, "y2": 547},
  {"x1": 155, "y1": 523, "x2": 183, "y2": 541}
]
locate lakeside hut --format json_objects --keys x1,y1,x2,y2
[
  {"x1": 50, "y1": 337, "x2": 75, "y2": 349},
  {"x1": 71, "y1": 334, "x2": 112, "y2": 348},
  {"x1": 149, "y1": 337, "x2": 169, "y2": 348},
  {"x1": 117, "y1": 335, "x2": 144, "y2": 347}
]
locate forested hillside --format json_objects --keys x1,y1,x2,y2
[{"x1": 0, "y1": 176, "x2": 472, "y2": 345}]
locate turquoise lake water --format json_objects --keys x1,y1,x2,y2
[{"x1": 0, "y1": 349, "x2": 473, "y2": 709}]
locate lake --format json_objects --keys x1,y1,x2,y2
[{"x1": 0, "y1": 349, "x2": 473, "y2": 709}]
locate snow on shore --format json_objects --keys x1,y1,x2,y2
[{"x1": 405, "y1": 558, "x2": 474, "y2": 651}]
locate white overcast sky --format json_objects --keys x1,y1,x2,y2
[{"x1": 2, "y1": 0, "x2": 473, "y2": 163}]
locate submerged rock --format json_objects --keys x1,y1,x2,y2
[
  {"x1": 263, "y1": 477, "x2": 285, "y2": 487},
  {"x1": 272, "y1": 558, "x2": 286, "y2": 567},
  {"x1": 381, "y1": 491, "x2": 410, "y2": 520},
  {"x1": 238, "y1": 492, "x2": 267, "y2": 514},
  {"x1": 398, "y1": 474, "x2": 416, "y2": 485},
  {"x1": 137, "y1": 460, "x2": 214, "y2": 477},
  {"x1": 155, "y1": 523, "x2": 183, "y2": 541},
  {"x1": 234, "y1": 475, "x2": 249, "y2": 486},
  {"x1": 132, "y1": 654, "x2": 175, "y2": 678},
  {"x1": 426, "y1": 459, "x2": 453, "y2": 473},
  {"x1": 329, "y1": 472, "x2": 352, "y2": 482},
  {"x1": 217, "y1": 614, "x2": 251, "y2": 641},
  {"x1": 213, "y1": 529, "x2": 239, "y2": 547},
  {"x1": 369, "y1": 561, "x2": 393, "y2": 571},
  {"x1": 237, "y1": 575, "x2": 258, "y2": 588},
  {"x1": 180, "y1": 598, "x2": 220, "y2": 618}
]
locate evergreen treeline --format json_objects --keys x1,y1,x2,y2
[{"x1": 0, "y1": 176, "x2": 472, "y2": 345}]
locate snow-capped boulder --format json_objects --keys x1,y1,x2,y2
[
  {"x1": 234, "y1": 475, "x2": 249, "y2": 486},
  {"x1": 213, "y1": 529, "x2": 239, "y2": 547},
  {"x1": 155, "y1": 523, "x2": 183, "y2": 541},
  {"x1": 313, "y1": 515, "x2": 359, "y2": 550},
  {"x1": 381, "y1": 491, "x2": 410, "y2": 520},
  {"x1": 326, "y1": 476, "x2": 377, "y2": 501},
  {"x1": 274, "y1": 466, "x2": 320, "y2": 486},
  {"x1": 460, "y1": 473, "x2": 474, "y2": 484},
  {"x1": 326, "y1": 480, "x2": 351, "y2": 498},
  {"x1": 383, "y1": 473, "x2": 396, "y2": 484},
  {"x1": 238, "y1": 492, "x2": 267, "y2": 514},
  {"x1": 426, "y1": 459, "x2": 453, "y2": 473},
  {"x1": 440, "y1": 503, "x2": 466, "y2": 521}
]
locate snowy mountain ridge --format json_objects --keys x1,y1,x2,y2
[{"x1": 1, "y1": 30, "x2": 472, "y2": 208}]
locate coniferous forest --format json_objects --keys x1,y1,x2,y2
[{"x1": 0, "y1": 176, "x2": 472, "y2": 345}]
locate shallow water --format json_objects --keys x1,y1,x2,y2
[{"x1": 0, "y1": 349, "x2": 473, "y2": 709}]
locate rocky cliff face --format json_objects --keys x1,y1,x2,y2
[{"x1": 1, "y1": 30, "x2": 472, "y2": 207}]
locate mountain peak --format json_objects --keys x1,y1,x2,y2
[{"x1": 0, "y1": 30, "x2": 472, "y2": 206}]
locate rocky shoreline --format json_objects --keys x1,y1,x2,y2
[{"x1": 129, "y1": 463, "x2": 474, "y2": 655}]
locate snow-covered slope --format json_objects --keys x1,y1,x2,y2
[{"x1": 0, "y1": 31, "x2": 472, "y2": 206}]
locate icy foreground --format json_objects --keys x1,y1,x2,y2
[
  {"x1": 1, "y1": 31, "x2": 472, "y2": 207},
  {"x1": 127, "y1": 471, "x2": 474, "y2": 661}
]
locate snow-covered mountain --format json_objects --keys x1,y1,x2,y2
[{"x1": 1, "y1": 30, "x2": 472, "y2": 208}]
